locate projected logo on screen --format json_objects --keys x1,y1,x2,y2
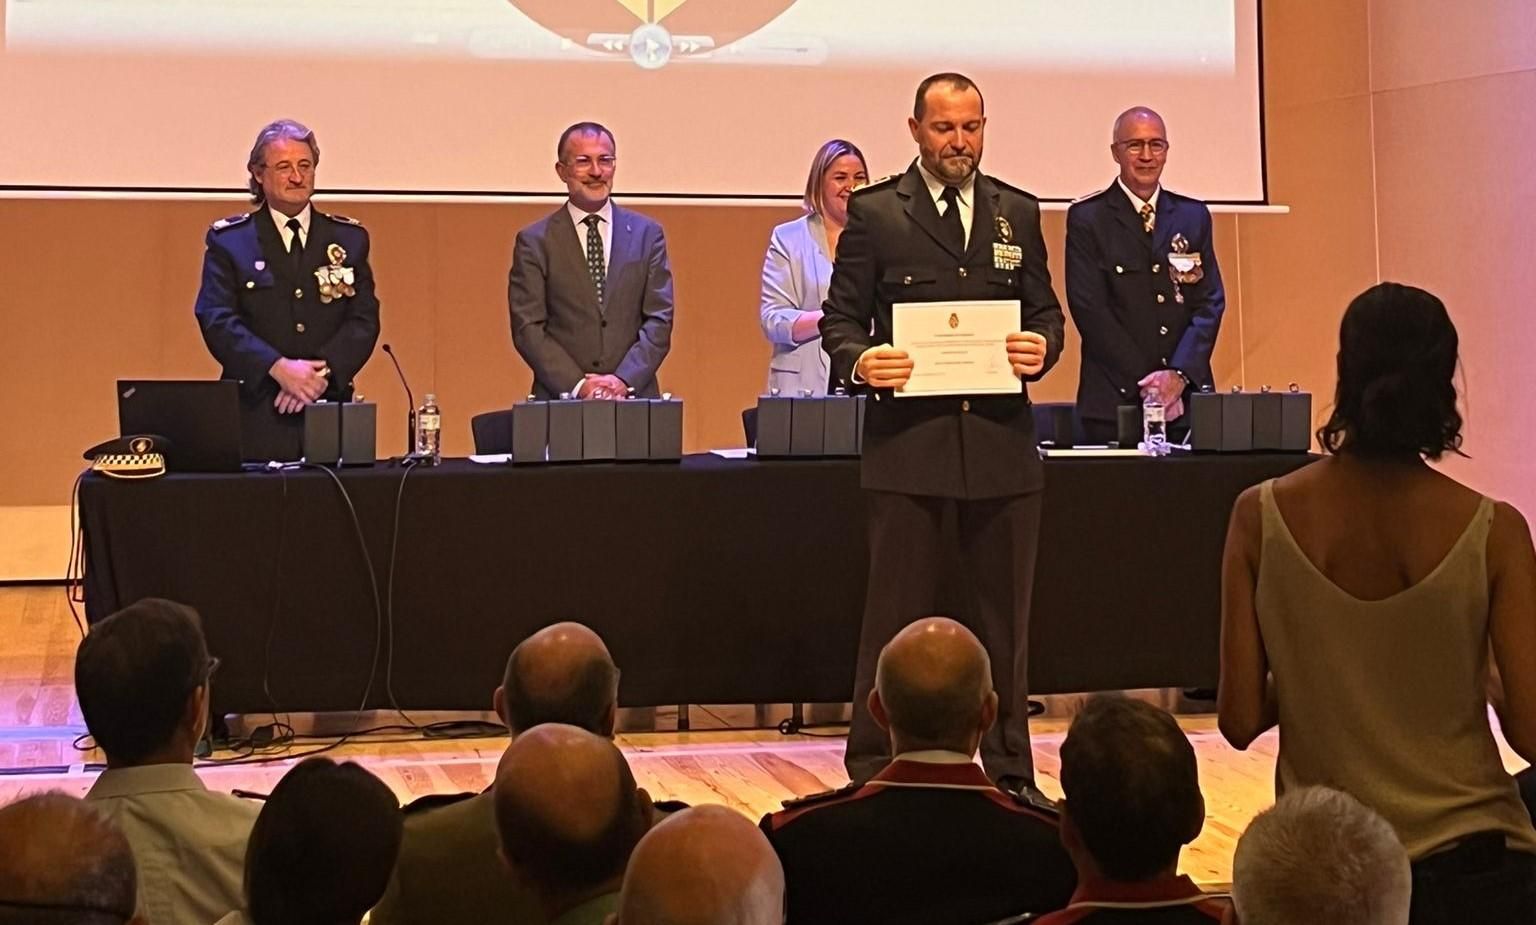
[{"x1": 508, "y1": 0, "x2": 798, "y2": 70}]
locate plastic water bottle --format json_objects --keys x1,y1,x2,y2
[
  {"x1": 1142, "y1": 394, "x2": 1169, "y2": 457},
  {"x1": 415, "y1": 393, "x2": 441, "y2": 464}
]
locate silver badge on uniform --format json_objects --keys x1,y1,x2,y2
[{"x1": 992, "y1": 216, "x2": 1023, "y2": 270}]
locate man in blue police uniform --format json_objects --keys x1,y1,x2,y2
[
  {"x1": 194, "y1": 119, "x2": 380, "y2": 461},
  {"x1": 1065, "y1": 107, "x2": 1225, "y2": 444},
  {"x1": 820, "y1": 73, "x2": 1065, "y2": 792}
]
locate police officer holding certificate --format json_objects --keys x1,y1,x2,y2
[{"x1": 819, "y1": 73, "x2": 1064, "y2": 792}]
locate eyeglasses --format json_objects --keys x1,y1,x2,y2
[
  {"x1": 263, "y1": 160, "x2": 315, "y2": 176},
  {"x1": 566, "y1": 155, "x2": 617, "y2": 171},
  {"x1": 1116, "y1": 139, "x2": 1169, "y2": 156}
]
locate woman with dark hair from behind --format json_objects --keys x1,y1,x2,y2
[
  {"x1": 214, "y1": 758, "x2": 403, "y2": 925},
  {"x1": 1218, "y1": 282, "x2": 1536, "y2": 924}
]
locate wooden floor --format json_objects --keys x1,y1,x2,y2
[{"x1": 1, "y1": 586, "x2": 1523, "y2": 888}]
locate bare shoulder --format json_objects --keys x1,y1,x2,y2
[{"x1": 1491, "y1": 500, "x2": 1536, "y2": 556}]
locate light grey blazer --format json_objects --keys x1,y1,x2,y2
[
  {"x1": 508, "y1": 202, "x2": 674, "y2": 398},
  {"x1": 759, "y1": 213, "x2": 834, "y2": 396}
]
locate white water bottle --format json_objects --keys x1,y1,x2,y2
[{"x1": 415, "y1": 393, "x2": 441, "y2": 464}]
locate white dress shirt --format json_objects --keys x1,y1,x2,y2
[
  {"x1": 269, "y1": 203, "x2": 313, "y2": 251},
  {"x1": 85, "y1": 763, "x2": 261, "y2": 925},
  {"x1": 916, "y1": 160, "x2": 977, "y2": 249},
  {"x1": 1117, "y1": 177, "x2": 1161, "y2": 230}
]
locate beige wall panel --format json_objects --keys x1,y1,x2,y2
[
  {"x1": 1372, "y1": 70, "x2": 1536, "y2": 515},
  {"x1": 1262, "y1": 0, "x2": 1370, "y2": 108},
  {"x1": 1234, "y1": 94, "x2": 1380, "y2": 423},
  {"x1": 1368, "y1": 0, "x2": 1536, "y2": 92}
]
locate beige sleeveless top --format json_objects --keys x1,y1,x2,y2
[{"x1": 1255, "y1": 479, "x2": 1536, "y2": 859}]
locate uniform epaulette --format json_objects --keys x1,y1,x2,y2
[
  {"x1": 851, "y1": 174, "x2": 899, "y2": 197},
  {"x1": 324, "y1": 212, "x2": 364, "y2": 227},
  {"x1": 989, "y1": 177, "x2": 1039, "y2": 201},
  {"x1": 1071, "y1": 186, "x2": 1110, "y2": 205},
  {"x1": 779, "y1": 781, "x2": 861, "y2": 811},
  {"x1": 210, "y1": 212, "x2": 251, "y2": 232},
  {"x1": 1010, "y1": 785, "x2": 1062, "y2": 818}
]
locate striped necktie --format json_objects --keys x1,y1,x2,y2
[{"x1": 1139, "y1": 203, "x2": 1155, "y2": 234}]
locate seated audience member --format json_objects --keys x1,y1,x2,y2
[
  {"x1": 611, "y1": 805, "x2": 784, "y2": 925},
  {"x1": 1219, "y1": 282, "x2": 1536, "y2": 924},
  {"x1": 77, "y1": 597, "x2": 258, "y2": 925},
  {"x1": 761, "y1": 617, "x2": 1075, "y2": 924},
  {"x1": 373, "y1": 622, "x2": 682, "y2": 925},
  {"x1": 1228, "y1": 787, "x2": 1410, "y2": 925},
  {"x1": 0, "y1": 792, "x2": 143, "y2": 925},
  {"x1": 494, "y1": 724, "x2": 653, "y2": 925},
  {"x1": 1036, "y1": 697, "x2": 1227, "y2": 923},
  {"x1": 758, "y1": 138, "x2": 869, "y2": 397},
  {"x1": 217, "y1": 758, "x2": 403, "y2": 925}
]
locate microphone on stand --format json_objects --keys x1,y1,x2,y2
[{"x1": 381, "y1": 343, "x2": 419, "y2": 458}]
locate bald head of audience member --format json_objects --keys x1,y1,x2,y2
[
  {"x1": 495, "y1": 622, "x2": 620, "y2": 737},
  {"x1": 610, "y1": 805, "x2": 785, "y2": 925},
  {"x1": 1227, "y1": 787, "x2": 1410, "y2": 925},
  {"x1": 494, "y1": 724, "x2": 652, "y2": 921},
  {"x1": 0, "y1": 792, "x2": 143, "y2": 925},
  {"x1": 871, "y1": 617, "x2": 998, "y2": 757}
]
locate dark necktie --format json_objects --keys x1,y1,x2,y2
[
  {"x1": 938, "y1": 185, "x2": 964, "y2": 253},
  {"x1": 583, "y1": 214, "x2": 606, "y2": 309},
  {"x1": 286, "y1": 217, "x2": 304, "y2": 272}
]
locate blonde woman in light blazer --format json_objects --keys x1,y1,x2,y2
[{"x1": 759, "y1": 139, "x2": 868, "y2": 396}]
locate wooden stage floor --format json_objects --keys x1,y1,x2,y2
[{"x1": 2, "y1": 586, "x2": 1525, "y2": 888}]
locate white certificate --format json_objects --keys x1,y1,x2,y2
[{"x1": 891, "y1": 300, "x2": 1020, "y2": 397}]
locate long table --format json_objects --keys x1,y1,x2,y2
[{"x1": 81, "y1": 453, "x2": 1311, "y2": 716}]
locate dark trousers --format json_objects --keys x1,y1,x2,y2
[
  {"x1": 843, "y1": 489, "x2": 1042, "y2": 785},
  {"x1": 1409, "y1": 834, "x2": 1536, "y2": 925}
]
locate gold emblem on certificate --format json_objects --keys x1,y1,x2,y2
[
  {"x1": 948, "y1": 312, "x2": 960, "y2": 329},
  {"x1": 1167, "y1": 233, "x2": 1204, "y2": 305},
  {"x1": 314, "y1": 243, "x2": 357, "y2": 304}
]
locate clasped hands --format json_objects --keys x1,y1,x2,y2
[
  {"x1": 855, "y1": 331, "x2": 1048, "y2": 390},
  {"x1": 577, "y1": 373, "x2": 629, "y2": 400},
  {"x1": 269, "y1": 357, "x2": 330, "y2": 415}
]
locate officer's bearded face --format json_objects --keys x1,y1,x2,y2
[
  {"x1": 909, "y1": 86, "x2": 985, "y2": 185},
  {"x1": 556, "y1": 131, "x2": 617, "y2": 213},
  {"x1": 253, "y1": 137, "x2": 316, "y2": 217}
]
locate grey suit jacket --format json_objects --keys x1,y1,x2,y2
[
  {"x1": 759, "y1": 212, "x2": 834, "y2": 396},
  {"x1": 508, "y1": 202, "x2": 674, "y2": 398}
]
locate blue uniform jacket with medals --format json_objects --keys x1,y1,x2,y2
[
  {"x1": 1064, "y1": 182, "x2": 1225, "y2": 424},
  {"x1": 193, "y1": 207, "x2": 381, "y2": 459}
]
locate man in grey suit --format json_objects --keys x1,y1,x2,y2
[{"x1": 509, "y1": 122, "x2": 675, "y2": 399}]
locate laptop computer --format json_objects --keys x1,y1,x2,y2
[{"x1": 117, "y1": 380, "x2": 244, "y2": 473}]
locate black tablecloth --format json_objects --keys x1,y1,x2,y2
[{"x1": 81, "y1": 453, "x2": 1312, "y2": 715}]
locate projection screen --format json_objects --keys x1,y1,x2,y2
[{"x1": 0, "y1": 0, "x2": 1266, "y2": 202}]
